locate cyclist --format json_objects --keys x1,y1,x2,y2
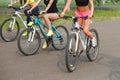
[
  {"x1": 28, "y1": 0, "x2": 59, "y2": 48},
  {"x1": 60, "y1": 0, "x2": 96, "y2": 47},
  {"x1": 8, "y1": 0, "x2": 39, "y2": 28}
]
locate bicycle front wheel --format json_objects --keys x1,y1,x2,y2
[
  {"x1": 65, "y1": 33, "x2": 78, "y2": 72},
  {"x1": 17, "y1": 28, "x2": 41, "y2": 56},
  {"x1": 86, "y1": 28, "x2": 99, "y2": 61},
  {"x1": 52, "y1": 25, "x2": 69, "y2": 50},
  {"x1": 0, "y1": 18, "x2": 20, "y2": 42}
]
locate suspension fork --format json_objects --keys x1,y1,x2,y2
[
  {"x1": 75, "y1": 32, "x2": 79, "y2": 52},
  {"x1": 28, "y1": 27, "x2": 36, "y2": 42},
  {"x1": 69, "y1": 32, "x2": 79, "y2": 53},
  {"x1": 10, "y1": 17, "x2": 16, "y2": 30}
]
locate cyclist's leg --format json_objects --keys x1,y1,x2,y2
[
  {"x1": 24, "y1": 7, "x2": 39, "y2": 26},
  {"x1": 77, "y1": 19, "x2": 83, "y2": 49},
  {"x1": 28, "y1": 6, "x2": 39, "y2": 26},
  {"x1": 42, "y1": 13, "x2": 59, "y2": 36},
  {"x1": 24, "y1": 8, "x2": 32, "y2": 26},
  {"x1": 83, "y1": 18, "x2": 96, "y2": 47}
]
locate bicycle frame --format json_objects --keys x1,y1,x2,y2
[
  {"x1": 34, "y1": 17, "x2": 63, "y2": 41},
  {"x1": 78, "y1": 29, "x2": 87, "y2": 51},
  {"x1": 11, "y1": 11, "x2": 27, "y2": 30},
  {"x1": 70, "y1": 25, "x2": 88, "y2": 53}
]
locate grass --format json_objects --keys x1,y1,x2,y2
[
  {"x1": 93, "y1": 8, "x2": 120, "y2": 21},
  {"x1": 54, "y1": 8, "x2": 120, "y2": 25},
  {"x1": 0, "y1": 0, "x2": 75, "y2": 8},
  {"x1": 0, "y1": 8, "x2": 120, "y2": 26}
]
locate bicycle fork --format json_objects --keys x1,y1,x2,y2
[
  {"x1": 69, "y1": 32, "x2": 79, "y2": 54},
  {"x1": 28, "y1": 27, "x2": 36, "y2": 42},
  {"x1": 9, "y1": 17, "x2": 16, "y2": 30}
]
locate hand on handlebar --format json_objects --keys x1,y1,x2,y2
[
  {"x1": 39, "y1": 10, "x2": 46, "y2": 15},
  {"x1": 60, "y1": 12, "x2": 65, "y2": 18},
  {"x1": 20, "y1": 6, "x2": 24, "y2": 10},
  {"x1": 27, "y1": 9, "x2": 32, "y2": 14},
  {"x1": 8, "y1": 3, "x2": 13, "y2": 7}
]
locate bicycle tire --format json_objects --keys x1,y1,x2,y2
[
  {"x1": 86, "y1": 28, "x2": 99, "y2": 61},
  {"x1": 65, "y1": 33, "x2": 79, "y2": 72},
  {"x1": 52, "y1": 25, "x2": 69, "y2": 50},
  {"x1": 17, "y1": 28, "x2": 41, "y2": 56},
  {"x1": 0, "y1": 18, "x2": 20, "y2": 42}
]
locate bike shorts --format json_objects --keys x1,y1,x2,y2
[{"x1": 75, "y1": 10, "x2": 91, "y2": 17}]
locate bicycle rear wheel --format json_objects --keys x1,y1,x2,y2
[
  {"x1": 86, "y1": 28, "x2": 99, "y2": 61},
  {"x1": 0, "y1": 18, "x2": 20, "y2": 42},
  {"x1": 65, "y1": 33, "x2": 78, "y2": 72},
  {"x1": 52, "y1": 25, "x2": 69, "y2": 50},
  {"x1": 17, "y1": 28, "x2": 41, "y2": 56}
]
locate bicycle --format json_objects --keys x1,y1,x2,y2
[
  {"x1": 17, "y1": 13, "x2": 69, "y2": 56},
  {"x1": 65, "y1": 16, "x2": 99, "y2": 72},
  {"x1": 0, "y1": 7, "x2": 28, "y2": 42}
]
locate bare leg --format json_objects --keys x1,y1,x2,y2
[
  {"x1": 43, "y1": 13, "x2": 59, "y2": 36},
  {"x1": 83, "y1": 18, "x2": 93, "y2": 39}
]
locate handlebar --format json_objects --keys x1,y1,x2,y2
[
  {"x1": 62, "y1": 15, "x2": 88, "y2": 20},
  {"x1": 8, "y1": 6, "x2": 21, "y2": 11}
]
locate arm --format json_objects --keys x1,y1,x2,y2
[
  {"x1": 28, "y1": 0, "x2": 42, "y2": 13},
  {"x1": 44, "y1": 0, "x2": 54, "y2": 12},
  {"x1": 89, "y1": 0, "x2": 94, "y2": 18},
  {"x1": 20, "y1": 0, "x2": 29, "y2": 9},
  {"x1": 39, "y1": 0, "x2": 54, "y2": 14},
  {"x1": 8, "y1": 0, "x2": 20, "y2": 7},
  {"x1": 60, "y1": 0, "x2": 72, "y2": 17}
]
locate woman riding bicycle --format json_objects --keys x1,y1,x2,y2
[
  {"x1": 28, "y1": 0, "x2": 59, "y2": 48},
  {"x1": 60, "y1": 0, "x2": 96, "y2": 47},
  {"x1": 8, "y1": 0, "x2": 39, "y2": 28}
]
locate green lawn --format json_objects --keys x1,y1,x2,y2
[
  {"x1": 0, "y1": 8, "x2": 120, "y2": 26},
  {"x1": 0, "y1": 0, "x2": 75, "y2": 8},
  {"x1": 1, "y1": 0, "x2": 120, "y2": 8}
]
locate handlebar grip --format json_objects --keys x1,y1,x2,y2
[
  {"x1": 8, "y1": 6, "x2": 21, "y2": 11},
  {"x1": 63, "y1": 16, "x2": 72, "y2": 19}
]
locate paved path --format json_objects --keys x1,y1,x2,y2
[{"x1": 0, "y1": 19, "x2": 120, "y2": 80}]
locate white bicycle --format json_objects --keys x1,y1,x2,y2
[
  {"x1": 0, "y1": 7, "x2": 29, "y2": 42},
  {"x1": 65, "y1": 16, "x2": 99, "y2": 72}
]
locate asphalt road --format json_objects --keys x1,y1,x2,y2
[{"x1": 0, "y1": 19, "x2": 120, "y2": 80}]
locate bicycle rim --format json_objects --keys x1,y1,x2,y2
[
  {"x1": 52, "y1": 25, "x2": 69, "y2": 50},
  {"x1": 86, "y1": 29, "x2": 99, "y2": 61},
  {"x1": 65, "y1": 33, "x2": 78, "y2": 72},
  {"x1": 17, "y1": 28, "x2": 41, "y2": 56},
  {"x1": 0, "y1": 18, "x2": 20, "y2": 42}
]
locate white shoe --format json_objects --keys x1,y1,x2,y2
[
  {"x1": 47, "y1": 30, "x2": 53, "y2": 36},
  {"x1": 92, "y1": 37, "x2": 97, "y2": 47},
  {"x1": 42, "y1": 40, "x2": 48, "y2": 49}
]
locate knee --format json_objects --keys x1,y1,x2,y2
[{"x1": 43, "y1": 14, "x2": 49, "y2": 20}]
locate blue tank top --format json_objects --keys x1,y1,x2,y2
[
  {"x1": 44, "y1": 0, "x2": 58, "y2": 13},
  {"x1": 75, "y1": 0, "x2": 89, "y2": 6}
]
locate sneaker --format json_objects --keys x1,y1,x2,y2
[
  {"x1": 47, "y1": 30, "x2": 54, "y2": 36},
  {"x1": 27, "y1": 21, "x2": 34, "y2": 26},
  {"x1": 42, "y1": 40, "x2": 48, "y2": 49},
  {"x1": 22, "y1": 32, "x2": 28, "y2": 36},
  {"x1": 92, "y1": 37, "x2": 97, "y2": 47}
]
